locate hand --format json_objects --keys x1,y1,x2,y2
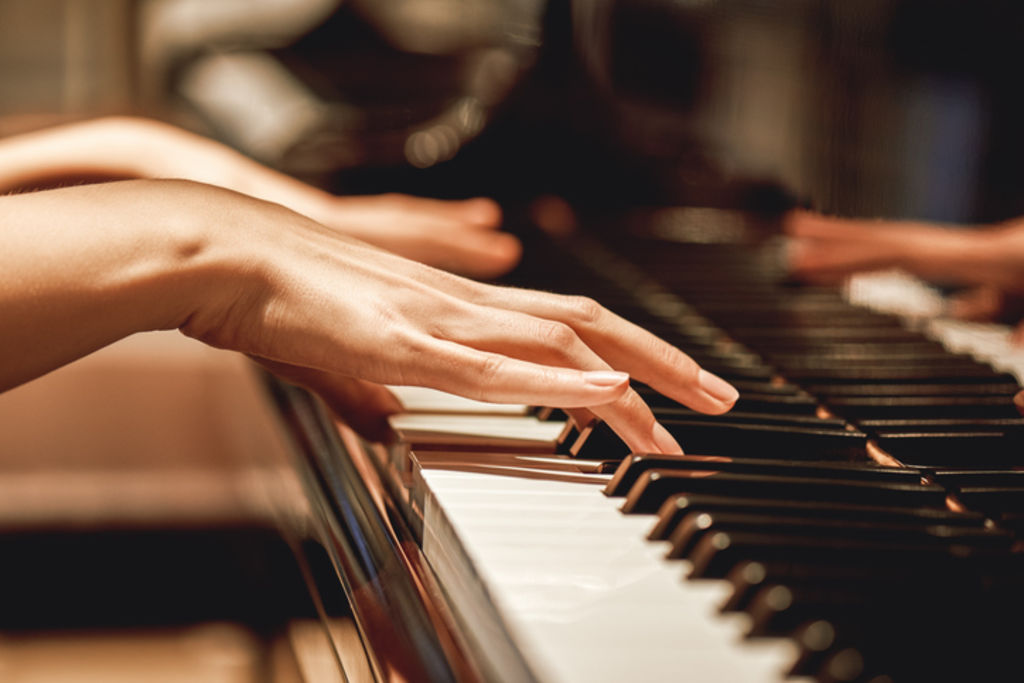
[
  {"x1": 1, "y1": 179, "x2": 736, "y2": 452},
  {"x1": 304, "y1": 193, "x2": 520, "y2": 280},
  {"x1": 785, "y1": 209, "x2": 1024, "y2": 292},
  {"x1": 785, "y1": 209, "x2": 1024, "y2": 345},
  {"x1": 0, "y1": 116, "x2": 521, "y2": 278},
  {"x1": 165, "y1": 181, "x2": 738, "y2": 453}
]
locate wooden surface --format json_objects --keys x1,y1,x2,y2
[{"x1": 0, "y1": 331, "x2": 305, "y2": 528}]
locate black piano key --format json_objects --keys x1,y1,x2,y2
[
  {"x1": 765, "y1": 343, "x2": 963, "y2": 360},
  {"x1": 637, "y1": 387, "x2": 820, "y2": 415},
  {"x1": 774, "y1": 342, "x2": 950, "y2": 358},
  {"x1": 768, "y1": 354, "x2": 988, "y2": 371},
  {"x1": 647, "y1": 409, "x2": 848, "y2": 430},
  {"x1": 680, "y1": 349, "x2": 767, "y2": 368},
  {"x1": 721, "y1": 559, "x2": 948, "y2": 614},
  {"x1": 954, "y1": 487, "x2": 1024, "y2": 514},
  {"x1": 656, "y1": 419, "x2": 869, "y2": 459},
  {"x1": 931, "y1": 469, "x2": 1024, "y2": 488},
  {"x1": 789, "y1": 620, "x2": 841, "y2": 678},
  {"x1": 745, "y1": 583, "x2": 897, "y2": 638},
  {"x1": 872, "y1": 431, "x2": 1022, "y2": 467},
  {"x1": 648, "y1": 494, "x2": 983, "y2": 542},
  {"x1": 826, "y1": 395, "x2": 1023, "y2": 419},
  {"x1": 811, "y1": 594, "x2": 1023, "y2": 683},
  {"x1": 726, "y1": 327, "x2": 924, "y2": 343},
  {"x1": 723, "y1": 380, "x2": 807, "y2": 396},
  {"x1": 620, "y1": 471, "x2": 947, "y2": 514},
  {"x1": 692, "y1": 364, "x2": 778, "y2": 381},
  {"x1": 572, "y1": 420, "x2": 868, "y2": 460},
  {"x1": 604, "y1": 453, "x2": 924, "y2": 497},
  {"x1": 666, "y1": 511, "x2": 1009, "y2": 560},
  {"x1": 805, "y1": 382, "x2": 1023, "y2": 398},
  {"x1": 784, "y1": 366, "x2": 1016, "y2": 384},
  {"x1": 685, "y1": 529, "x2": 1008, "y2": 580},
  {"x1": 858, "y1": 418, "x2": 1024, "y2": 433},
  {"x1": 729, "y1": 393, "x2": 822, "y2": 416},
  {"x1": 992, "y1": 511, "x2": 1024, "y2": 534}
]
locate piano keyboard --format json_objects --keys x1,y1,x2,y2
[{"x1": 279, "y1": 217, "x2": 1024, "y2": 683}]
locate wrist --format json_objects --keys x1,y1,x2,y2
[{"x1": 0, "y1": 179, "x2": 256, "y2": 389}]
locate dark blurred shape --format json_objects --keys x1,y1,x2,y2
[
  {"x1": 160, "y1": 0, "x2": 544, "y2": 178},
  {"x1": 570, "y1": 0, "x2": 1024, "y2": 223},
  {"x1": 154, "y1": 0, "x2": 1024, "y2": 225}
]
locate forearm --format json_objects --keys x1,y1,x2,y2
[
  {"x1": 0, "y1": 180, "x2": 231, "y2": 390},
  {"x1": 902, "y1": 225, "x2": 1021, "y2": 289},
  {"x1": 0, "y1": 116, "x2": 336, "y2": 219},
  {"x1": 0, "y1": 117, "x2": 171, "y2": 191}
]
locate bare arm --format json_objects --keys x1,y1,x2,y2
[
  {"x1": 0, "y1": 116, "x2": 520, "y2": 278},
  {"x1": 785, "y1": 209, "x2": 1024, "y2": 292},
  {"x1": 0, "y1": 179, "x2": 738, "y2": 453}
]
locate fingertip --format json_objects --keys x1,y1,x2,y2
[
  {"x1": 457, "y1": 233, "x2": 522, "y2": 279},
  {"x1": 783, "y1": 238, "x2": 810, "y2": 274},
  {"x1": 782, "y1": 208, "x2": 819, "y2": 235},
  {"x1": 462, "y1": 197, "x2": 503, "y2": 225},
  {"x1": 651, "y1": 421, "x2": 683, "y2": 454},
  {"x1": 697, "y1": 369, "x2": 739, "y2": 412}
]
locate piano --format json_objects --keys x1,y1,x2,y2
[
  {"x1": 266, "y1": 214, "x2": 1024, "y2": 682},
  {"x1": 3, "y1": 1, "x2": 1024, "y2": 681},
  {"x1": 246, "y1": 2, "x2": 1024, "y2": 681}
]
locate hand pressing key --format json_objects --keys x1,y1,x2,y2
[{"x1": 0, "y1": 179, "x2": 738, "y2": 454}]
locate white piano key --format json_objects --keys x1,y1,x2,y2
[
  {"x1": 387, "y1": 385, "x2": 530, "y2": 415},
  {"x1": 422, "y1": 469, "x2": 806, "y2": 683},
  {"x1": 389, "y1": 413, "x2": 567, "y2": 447},
  {"x1": 844, "y1": 271, "x2": 1024, "y2": 383}
]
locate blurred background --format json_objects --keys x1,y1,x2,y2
[
  {"x1": 3, "y1": 0, "x2": 1023, "y2": 221},
  {"x1": 2, "y1": 0, "x2": 1024, "y2": 680}
]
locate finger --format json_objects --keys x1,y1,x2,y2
[
  {"x1": 445, "y1": 197, "x2": 503, "y2": 227},
  {"x1": 1012, "y1": 321, "x2": 1024, "y2": 348},
  {"x1": 465, "y1": 288, "x2": 738, "y2": 415},
  {"x1": 423, "y1": 229, "x2": 522, "y2": 278},
  {"x1": 403, "y1": 195, "x2": 502, "y2": 228},
  {"x1": 589, "y1": 388, "x2": 684, "y2": 454},
  {"x1": 436, "y1": 305, "x2": 683, "y2": 453},
  {"x1": 783, "y1": 209, "x2": 900, "y2": 242},
  {"x1": 360, "y1": 194, "x2": 503, "y2": 228},
  {"x1": 786, "y1": 238, "x2": 900, "y2": 280},
  {"x1": 947, "y1": 287, "x2": 1004, "y2": 321},
  {"x1": 402, "y1": 338, "x2": 631, "y2": 407},
  {"x1": 254, "y1": 357, "x2": 403, "y2": 443}
]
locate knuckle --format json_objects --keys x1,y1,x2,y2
[
  {"x1": 477, "y1": 354, "x2": 507, "y2": 384},
  {"x1": 535, "y1": 320, "x2": 578, "y2": 350},
  {"x1": 650, "y1": 337, "x2": 697, "y2": 377},
  {"x1": 565, "y1": 295, "x2": 604, "y2": 325}
]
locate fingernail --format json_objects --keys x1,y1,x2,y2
[
  {"x1": 651, "y1": 421, "x2": 683, "y2": 455},
  {"x1": 699, "y1": 369, "x2": 739, "y2": 405},
  {"x1": 583, "y1": 370, "x2": 629, "y2": 387}
]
